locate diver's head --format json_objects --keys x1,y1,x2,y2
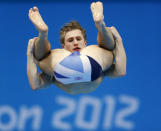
[{"x1": 60, "y1": 21, "x2": 87, "y2": 52}]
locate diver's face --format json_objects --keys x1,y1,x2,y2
[{"x1": 63, "y1": 29, "x2": 86, "y2": 52}]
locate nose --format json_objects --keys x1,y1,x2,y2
[{"x1": 73, "y1": 39, "x2": 78, "y2": 46}]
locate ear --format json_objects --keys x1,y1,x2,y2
[
  {"x1": 62, "y1": 44, "x2": 65, "y2": 48},
  {"x1": 85, "y1": 41, "x2": 87, "y2": 46}
]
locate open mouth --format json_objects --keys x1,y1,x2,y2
[{"x1": 73, "y1": 47, "x2": 81, "y2": 51}]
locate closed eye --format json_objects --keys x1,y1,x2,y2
[
  {"x1": 76, "y1": 36, "x2": 82, "y2": 41},
  {"x1": 67, "y1": 38, "x2": 74, "y2": 42}
]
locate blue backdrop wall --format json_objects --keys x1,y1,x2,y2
[{"x1": 0, "y1": 1, "x2": 161, "y2": 131}]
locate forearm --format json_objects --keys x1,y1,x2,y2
[
  {"x1": 105, "y1": 37, "x2": 126, "y2": 78},
  {"x1": 114, "y1": 38, "x2": 126, "y2": 76},
  {"x1": 34, "y1": 32, "x2": 51, "y2": 60},
  {"x1": 96, "y1": 20, "x2": 115, "y2": 50},
  {"x1": 27, "y1": 54, "x2": 42, "y2": 90}
]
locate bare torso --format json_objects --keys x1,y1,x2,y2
[{"x1": 38, "y1": 45, "x2": 113, "y2": 94}]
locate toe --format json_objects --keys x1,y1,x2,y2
[
  {"x1": 33, "y1": 6, "x2": 39, "y2": 12},
  {"x1": 91, "y1": 2, "x2": 95, "y2": 10},
  {"x1": 29, "y1": 9, "x2": 33, "y2": 17}
]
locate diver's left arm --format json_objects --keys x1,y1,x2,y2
[
  {"x1": 27, "y1": 39, "x2": 53, "y2": 90},
  {"x1": 104, "y1": 27, "x2": 126, "y2": 77},
  {"x1": 91, "y1": 1, "x2": 115, "y2": 50}
]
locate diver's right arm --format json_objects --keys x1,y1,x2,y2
[
  {"x1": 27, "y1": 39, "x2": 52, "y2": 90},
  {"x1": 29, "y1": 6, "x2": 51, "y2": 61}
]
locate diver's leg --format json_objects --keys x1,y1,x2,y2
[
  {"x1": 81, "y1": 45, "x2": 114, "y2": 71},
  {"x1": 91, "y1": 2, "x2": 115, "y2": 50},
  {"x1": 97, "y1": 24, "x2": 115, "y2": 51},
  {"x1": 29, "y1": 6, "x2": 51, "y2": 60}
]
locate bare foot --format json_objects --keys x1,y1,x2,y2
[
  {"x1": 90, "y1": 1, "x2": 104, "y2": 23},
  {"x1": 29, "y1": 6, "x2": 48, "y2": 33}
]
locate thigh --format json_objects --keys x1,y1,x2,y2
[
  {"x1": 34, "y1": 38, "x2": 51, "y2": 61},
  {"x1": 81, "y1": 45, "x2": 113, "y2": 71},
  {"x1": 38, "y1": 49, "x2": 71, "y2": 76}
]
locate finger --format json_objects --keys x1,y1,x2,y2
[
  {"x1": 29, "y1": 38, "x2": 34, "y2": 43},
  {"x1": 29, "y1": 8, "x2": 33, "y2": 15},
  {"x1": 27, "y1": 39, "x2": 35, "y2": 54},
  {"x1": 28, "y1": 39, "x2": 34, "y2": 47},
  {"x1": 29, "y1": 8, "x2": 32, "y2": 12},
  {"x1": 110, "y1": 27, "x2": 122, "y2": 42},
  {"x1": 96, "y1": 1, "x2": 103, "y2": 11},
  {"x1": 28, "y1": 8, "x2": 34, "y2": 18},
  {"x1": 33, "y1": 37, "x2": 38, "y2": 41},
  {"x1": 110, "y1": 26, "x2": 119, "y2": 35},
  {"x1": 112, "y1": 26, "x2": 120, "y2": 33},
  {"x1": 91, "y1": 2, "x2": 95, "y2": 7}
]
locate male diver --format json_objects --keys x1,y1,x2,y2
[{"x1": 27, "y1": 1, "x2": 126, "y2": 94}]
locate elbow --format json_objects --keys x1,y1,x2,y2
[
  {"x1": 117, "y1": 70, "x2": 126, "y2": 77},
  {"x1": 115, "y1": 67, "x2": 126, "y2": 77},
  {"x1": 31, "y1": 87, "x2": 38, "y2": 91},
  {"x1": 28, "y1": 78, "x2": 41, "y2": 91},
  {"x1": 119, "y1": 71, "x2": 126, "y2": 77},
  {"x1": 30, "y1": 85, "x2": 39, "y2": 91}
]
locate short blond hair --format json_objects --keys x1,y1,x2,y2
[{"x1": 59, "y1": 21, "x2": 86, "y2": 45}]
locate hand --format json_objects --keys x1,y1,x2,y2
[
  {"x1": 27, "y1": 38, "x2": 39, "y2": 64},
  {"x1": 109, "y1": 26, "x2": 123, "y2": 56},
  {"x1": 27, "y1": 38, "x2": 37, "y2": 56},
  {"x1": 109, "y1": 26, "x2": 122, "y2": 42},
  {"x1": 91, "y1": 1, "x2": 104, "y2": 23},
  {"x1": 28, "y1": 6, "x2": 48, "y2": 33}
]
